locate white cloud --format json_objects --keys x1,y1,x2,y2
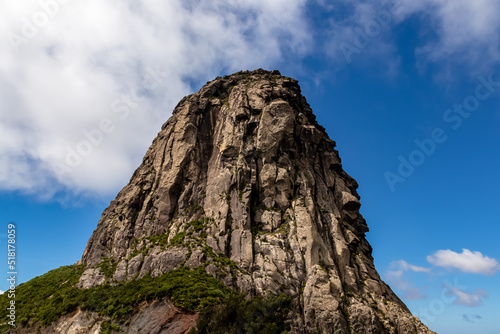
[
  {"x1": 385, "y1": 260, "x2": 430, "y2": 300},
  {"x1": 411, "y1": 0, "x2": 500, "y2": 68},
  {"x1": 427, "y1": 249, "x2": 500, "y2": 275},
  {"x1": 0, "y1": 0, "x2": 310, "y2": 198},
  {"x1": 396, "y1": 259, "x2": 431, "y2": 273},
  {"x1": 445, "y1": 286, "x2": 488, "y2": 307}
]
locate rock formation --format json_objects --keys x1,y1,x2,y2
[
  {"x1": 7, "y1": 69, "x2": 436, "y2": 333},
  {"x1": 74, "y1": 69, "x2": 434, "y2": 333}
]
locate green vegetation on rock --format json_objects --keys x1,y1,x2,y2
[
  {"x1": 128, "y1": 217, "x2": 216, "y2": 259},
  {"x1": 170, "y1": 231, "x2": 188, "y2": 245},
  {"x1": 98, "y1": 256, "x2": 118, "y2": 279},
  {"x1": 100, "y1": 320, "x2": 120, "y2": 334},
  {"x1": 0, "y1": 264, "x2": 86, "y2": 329},
  {"x1": 0, "y1": 264, "x2": 230, "y2": 331}
]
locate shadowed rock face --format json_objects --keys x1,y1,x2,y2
[{"x1": 78, "y1": 69, "x2": 435, "y2": 333}]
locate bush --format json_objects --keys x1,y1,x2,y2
[
  {"x1": 99, "y1": 257, "x2": 118, "y2": 279},
  {"x1": 0, "y1": 265, "x2": 231, "y2": 331},
  {"x1": 193, "y1": 293, "x2": 292, "y2": 334},
  {"x1": 170, "y1": 231, "x2": 187, "y2": 245},
  {"x1": 100, "y1": 320, "x2": 120, "y2": 334}
]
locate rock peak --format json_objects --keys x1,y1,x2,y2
[{"x1": 75, "y1": 70, "x2": 435, "y2": 333}]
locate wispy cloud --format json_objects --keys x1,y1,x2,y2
[
  {"x1": 411, "y1": 0, "x2": 500, "y2": 70},
  {"x1": 462, "y1": 313, "x2": 482, "y2": 323},
  {"x1": 395, "y1": 259, "x2": 431, "y2": 273},
  {"x1": 385, "y1": 260, "x2": 430, "y2": 300},
  {"x1": 427, "y1": 249, "x2": 500, "y2": 275},
  {"x1": 445, "y1": 286, "x2": 488, "y2": 307},
  {"x1": 323, "y1": 0, "x2": 500, "y2": 73}
]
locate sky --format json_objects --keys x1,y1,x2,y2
[{"x1": 1, "y1": 0, "x2": 499, "y2": 333}]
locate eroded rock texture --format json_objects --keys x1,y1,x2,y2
[{"x1": 78, "y1": 69, "x2": 434, "y2": 333}]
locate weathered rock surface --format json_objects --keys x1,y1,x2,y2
[{"x1": 31, "y1": 69, "x2": 435, "y2": 333}]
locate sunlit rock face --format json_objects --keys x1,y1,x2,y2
[{"x1": 78, "y1": 69, "x2": 435, "y2": 334}]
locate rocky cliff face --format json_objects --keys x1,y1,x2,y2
[{"x1": 73, "y1": 69, "x2": 434, "y2": 333}]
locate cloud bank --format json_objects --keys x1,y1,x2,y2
[{"x1": 0, "y1": 0, "x2": 310, "y2": 198}]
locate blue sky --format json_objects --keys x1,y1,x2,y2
[{"x1": 1, "y1": 1, "x2": 500, "y2": 333}]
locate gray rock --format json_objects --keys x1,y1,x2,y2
[
  {"x1": 68, "y1": 69, "x2": 435, "y2": 333},
  {"x1": 76, "y1": 268, "x2": 105, "y2": 289}
]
